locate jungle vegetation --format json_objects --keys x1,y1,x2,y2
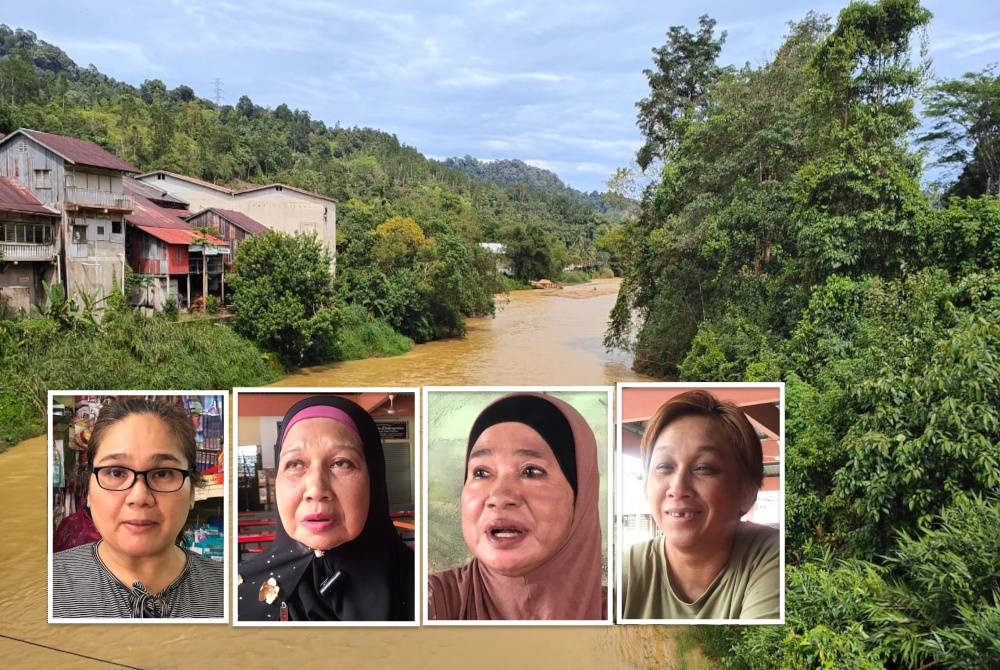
[{"x1": 610, "y1": 1, "x2": 1000, "y2": 667}]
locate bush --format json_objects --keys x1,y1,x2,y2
[
  {"x1": 558, "y1": 269, "x2": 591, "y2": 284},
  {"x1": 229, "y1": 231, "x2": 338, "y2": 366},
  {"x1": 163, "y1": 294, "x2": 179, "y2": 320},
  {"x1": 335, "y1": 304, "x2": 413, "y2": 360},
  {"x1": 205, "y1": 294, "x2": 220, "y2": 314}
]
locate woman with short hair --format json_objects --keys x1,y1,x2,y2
[{"x1": 622, "y1": 389, "x2": 779, "y2": 620}]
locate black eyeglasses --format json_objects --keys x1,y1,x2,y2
[{"x1": 91, "y1": 466, "x2": 191, "y2": 493}]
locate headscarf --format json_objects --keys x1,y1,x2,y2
[
  {"x1": 428, "y1": 393, "x2": 604, "y2": 620},
  {"x1": 238, "y1": 395, "x2": 413, "y2": 622}
]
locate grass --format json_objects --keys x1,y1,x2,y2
[
  {"x1": 0, "y1": 307, "x2": 281, "y2": 450},
  {"x1": 336, "y1": 304, "x2": 414, "y2": 360}
]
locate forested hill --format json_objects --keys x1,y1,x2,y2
[
  {"x1": 444, "y1": 154, "x2": 625, "y2": 216},
  {"x1": 0, "y1": 24, "x2": 622, "y2": 258}
]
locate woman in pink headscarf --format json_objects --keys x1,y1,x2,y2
[{"x1": 428, "y1": 393, "x2": 604, "y2": 620}]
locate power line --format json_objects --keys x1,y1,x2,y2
[{"x1": 0, "y1": 633, "x2": 145, "y2": 669}]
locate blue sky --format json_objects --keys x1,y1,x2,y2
[{"x1": 6, "y1": 1, "x2": 999, "y2": 192}]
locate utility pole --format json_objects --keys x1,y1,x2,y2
[{"x1": 213, "y1": 78, "x2": 223, "y2": 107}]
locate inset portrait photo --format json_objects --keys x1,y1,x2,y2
[
  {"x1": 48, "y1": 391, "x2": 228, "y2": 622},
  {"x1": 233, "y1": 388, "x2": 418, "y2": 626},
  {"x1": 617, "y1": 383, "x2": 784, "y2": 624},
  {"x1": 424, "y1": 387, "x2": 613, "y2": 624}
]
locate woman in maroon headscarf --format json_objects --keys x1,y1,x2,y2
[{"x1": 428, "y1": 393, "x2": 604, "y2": 620}]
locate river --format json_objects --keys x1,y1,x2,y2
[{"x1": 0, "y1": 278, "x2": 707, "y2": 669}]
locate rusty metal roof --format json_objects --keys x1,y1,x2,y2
[
  {"x1": 127, "y1": 192, "x2": 191, "y2": 230},
  {"x1": 6, "y1": 129, "x2": 140, "y2": 173},
  {"x1": 0, "y1": 177, "x2": 59, "y2": 217},
  {"x1": 135, "y1": 224, "x2": 226, "y2": 247},
  {"x1": 205, "y1": 208, "x2": 268, "y2": 235},
  {"x1": 127, "y1": 192, "x2": 224, "y2": 246}
]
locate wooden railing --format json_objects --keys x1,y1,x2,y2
[
  {"x1": 64, "y1": 186, "x2": 132, "y2": 210},
  {"x1": 0, "y1": 241, "x2": 57, "y2": 261}
]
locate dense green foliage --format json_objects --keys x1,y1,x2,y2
[
  {"x1": 228, "y1": 231, "x2": 340, "y2": 365},
  {"x1": 444, "y1": 154, "x2": 630, "y2": 218},
  {"x1": 0, "y1": 290, "x2": 279, "y2": 448},
  {"x1": 613, "y1": 1, "x2": 1000, "y2": 667}
]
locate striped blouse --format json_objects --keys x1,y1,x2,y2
[{"x1": 52, "y1": 542, "x2": 224, "y2": 619}]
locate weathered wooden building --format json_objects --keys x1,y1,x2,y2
[
  {"x1": 0, "y1": 177, "x2": 60, "y2": 315},
  {"x1": 124, "y1": 182, "x2": 228, "y2": 311},
  {"x1": 0, "y1": 129, "x2": 138, "y2": 304},
  {"x1": 135, "y1": 170, "x2": 337, "y2": 272},
  {"x1": 186, "y1": 207, "x2": 268, "y2": 270}
]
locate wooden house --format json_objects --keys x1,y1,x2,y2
[
  {"x1": 0, "y1": 177, "x2": 60, "y2": 315},
  {"x1": 0, "y1": 129, "x2": 138, "y2": 306},
  {"x1": 186, "y1": 207, "x2": 268, "y2": 270},
  {"x1": 124, "y1": 182, "x2": 227, "y2": 311}
]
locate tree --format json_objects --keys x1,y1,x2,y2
[
  {"x1": 921, "y1": 67, "x2": 1000, "y2": 197},
  {"x1": 229, "y1": 231, "x2": 338, "y2": 366},
  {"x1": 791, "y1": 0, "x2": 931, "y2": 278},
  {"x1": 500, "y1": 223, "x2": 563, "y2": 281},
  {"x1": 635, "y1": 15, "x2": 727, "y2": 170}
]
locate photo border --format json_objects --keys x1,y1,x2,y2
[
  {"x1": 615, "y1": 381, "x2": 786, "y2": 626},
  {"x1": 231, "y1": 386, "x2": 420, "y2": 628},
  {"x1": 422, "y1": 385, "x2": 614, "y2": 626},
  {"x1": 47, "y1": 389, "x2": 230, "y2": 625}
]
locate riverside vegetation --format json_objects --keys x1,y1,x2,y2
[{"x1": 610, "y1": 1, "x2": 1000, "y2": 667}]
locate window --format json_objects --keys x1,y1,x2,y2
[
  {"x1": 32, "y1": 169, "x2": 52, "y2": 189},
  {"x1": 71, "y1": 224, "x2": 87, "y2": 244},
  {"x1": 112, "y1": 221, "x2": 123, "y2": 235},
  {"x1": 96, "y1": 225, "x2": 105, "y2": 236},
  {"x1": 65, "y1": 173, "x2": 75, "y2": 188}
]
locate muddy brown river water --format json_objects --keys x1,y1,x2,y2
[{"x1": 0, "y1": 279, "x2": 709, "y2": 669}]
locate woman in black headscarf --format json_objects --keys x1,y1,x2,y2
[{"x1": 237, "y1": 395, "x2": 414, "y2": 622}]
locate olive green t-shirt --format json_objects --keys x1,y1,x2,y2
[{"x1": 621, "y1": 522, "x2": 780, "y2": 620}]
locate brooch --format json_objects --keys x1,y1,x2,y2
[{"x1": 258, "y1": 577, "x2": 280, "y2": 604}]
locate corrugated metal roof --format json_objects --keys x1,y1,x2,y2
[
  {"x1": 0, "y1": 177, "x2": 59, "y2": 216},
  {"x1": 211, "y1": 208, "x2": 268, "y2": 235},
  {"x1": 135, "y1": 170, "x2": 234, "y2": 194},
  {"x1": 124, "y1": 177, "x2": 189, "y2": 206},
  {"x1": 237, "y1": 182, "x2": 337, "y2": 203},
  {"x1": 127, "y1": 192, "x2": 191, "y2": 230},
  {"x1": 9, "y1": 129, "x2": 140, "y2": 173},
  {"x1": 135, "y1": 225, "x2": 200, "y2": 245},
  {"x1": 135, "y1": 225, "x2": 226, "y2": 246},
  {"x1": 127, "y1": 192, "x2": 225, "y2": 247}
]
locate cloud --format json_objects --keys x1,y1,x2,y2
[
  {"x1": 439, "y1": 68, "x2": 577, "y2": 88},
  {"x1": 51, "y1": 38, "x2": 163, "y2": 75}
]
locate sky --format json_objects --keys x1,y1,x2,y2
[{"x1": 5, "y1": 1, "x2": 1000, "y2": 192}]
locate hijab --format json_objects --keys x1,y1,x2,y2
[
  {"x1": 238, "y1": 395, "x2": 413, "y2": 622},
  {"x1": 428, "y1": 393, "x2": 604, "y2": 620}
]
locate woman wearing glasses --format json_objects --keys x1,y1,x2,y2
[{"x1": 51, "y1": 397, "x2": 223, "y2": 618}]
